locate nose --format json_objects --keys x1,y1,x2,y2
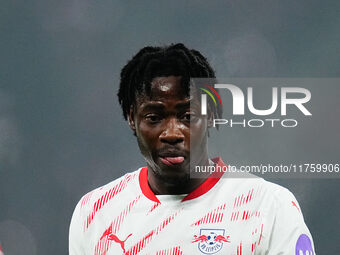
[{"x1": 159, "y1": 117, "x2": 185, "y2": 144}]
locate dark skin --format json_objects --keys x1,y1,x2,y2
[{"x1": 128, "y1": 76, "x2": 212, "y2": 195}]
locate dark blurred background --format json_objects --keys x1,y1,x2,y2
[{"x1": 0, "y1": 0, "x2": 339, "y2": 254}]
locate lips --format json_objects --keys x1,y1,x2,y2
[
  {"x1": 160, "y1": 156, "x2": 185, "y2": 166},
  {"x1": 158, "y1": 147, "x2": 187, "y2": 166}
]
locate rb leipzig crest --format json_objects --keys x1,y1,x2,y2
[{"x1": 192, "y1": 229, "x2": 230, "y2": 254}]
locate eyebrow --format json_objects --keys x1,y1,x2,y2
[
  {"x1": 140, "y1": 102, "x2": 165, "y2": 111},
  {"x1": 178, "y1": 100, "x2": 202, "y2": 109}
]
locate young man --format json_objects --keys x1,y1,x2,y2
[{"x1": 69, "y1": 44, "x2": 316, "y2": 255}]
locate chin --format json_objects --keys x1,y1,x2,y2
[{"x1": 155, "y1": 167, "x2": 190, "y2": 186}]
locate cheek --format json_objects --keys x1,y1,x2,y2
[
  {"x1": 190, "y1": 119, "x2": 208, "y2": 142},
  {"x1": 136, "y1": 124, "x2": 159, "y2": 154}
]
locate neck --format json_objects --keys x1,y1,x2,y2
[{"x1": 147, "y1": 155, "x2": 211, "y2": 195}]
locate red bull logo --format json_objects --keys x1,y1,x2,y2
[{"x1": 192, "y1": 229, "x2": 230, "y2": 254}]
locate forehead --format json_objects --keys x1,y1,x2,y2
[
  {"x1": 149, "y1": 76, "x2": 187, "y2": 100},
  {"x1": 136, "y1": 76, "x2": 189, "y2": 103},
  {"x1": 135, "y1": 76, "x2": 202, "y2": 110}
]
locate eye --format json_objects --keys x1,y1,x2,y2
[
  {"x1": 182, "y1": 112, "x2": 198, "y2": 122},
  {"x1": 145, "y1": 114, "x2": 162, "y2": 123}
]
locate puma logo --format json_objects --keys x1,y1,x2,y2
[
  {"x1": 100, "y1": 226, "x2": 132, "y2": 253},
  {"x1": 107, "y1": 233, "x2": 132, "y2": 253}
]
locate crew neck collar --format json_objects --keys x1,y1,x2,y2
[{"x1": 138, "y1": 157, "x2": 226, "y2": 203}]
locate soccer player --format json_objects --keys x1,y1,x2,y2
[{"x1": 69, "y1": 43, "x2": 316, "y2": 255}]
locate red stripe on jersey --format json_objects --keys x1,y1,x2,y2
[
  {"x1": 80, "y1": 190, "x2": 94, "y2": 208},
  {"x1": 258, "y1": 224, "x2": 263, "y2": 245},
  {"x1": 85, "y1": 173, "x2": 137, "y2": 229},
  {"x1": 155, "y1": 246, "x2": 183, "y2": 255},
  {"x1": 112, "y1": 195, "x2": 141, "y2": 234},
  {"x1": 236, "y1": 242, "x2": 243, "y2": 255},
  {"x1": 233, "y1": 188, "x2": 256, "y2": 209},
  {"x1": 147, "y1": 202, "x2": 161, "y2": 215},
  {"x1": 125, "y1": 210, "x2": 182, "y2": 255},
  {"x1": 252, "y1": 241, "x2": 257, "y2": 253},
  {"x1": 94, "y1": 196, "x2": 141, "y2": 255},
  {"x1": 237, "y1": 195, "x2": 241, "y2": 207},
  {"x1": 231, "y1": 209, "x2": 260, "y2": 223},
  {"x1": 246, "y1": 190, "x2": 250, "y2": 203},
  {"x1": 102, "y1": 191, "x2": 109, "y2": 206},
  {"x1": 191, "y1": 203, "x2": 226, "y2": 226}
]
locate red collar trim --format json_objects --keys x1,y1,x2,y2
[
  {"x1": 181, "y1": 157, "x2": 225, "y2": 201},
  {"x1": 139, "y1": 167, "x2": 160, "y2": 203},
  {"x1": 138, "y1": 157, "x2": 226, "y2": 203}
]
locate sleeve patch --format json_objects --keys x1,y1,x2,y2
[{"x1": 296, "y1": 234, "x2": 314, "y2": 255}]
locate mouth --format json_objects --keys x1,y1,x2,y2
[
  {"x1": 158, "y1": 150, "x2": 186, "y2": 166},
  {"x1": 159, "y1": 156, "x2": 185, "y2": 166}
]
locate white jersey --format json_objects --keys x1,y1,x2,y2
[{"x1": 69, "y1": 157, "x2": 316, "y2": 255}]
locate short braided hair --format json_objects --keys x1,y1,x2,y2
[{"x1": 117, "y1": 43, "x2": 222, "y2": 120}]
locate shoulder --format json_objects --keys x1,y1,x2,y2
[
  {"x1": 261, "y1": 180, "x2": 302, "y2": 213},
  {"x1": 244, "y1": 178, "x2": 307, "y2": 229},
  {"x1": 219, "y1": 174, "x2": 302, "y2": 214},
  {"x1": 257, "y1": 182, "x2": 315, "y2": 253},
  {"x1": 69, "y1": 167, "x2": 142, "y2": 243},
  {"x1": 69, "y1": 168, "x2": 142, "y2": 252},
  {"x1": 72, "y1": 168, "x2": 142, "y2": 221},
  {"x1": 252, "y1": 177, "x2": 303, "y2": 215}
]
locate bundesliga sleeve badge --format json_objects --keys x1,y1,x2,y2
[{"x1": 296, "y1": 234, "x2": 314, "y2": 255}]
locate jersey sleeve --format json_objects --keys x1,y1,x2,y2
[
  {"x1": 264, "y1": 186, "x2": 316, "y2": 255},
  {"x1": 69, "y1": 198, "x2": 86, "y2": 255}
]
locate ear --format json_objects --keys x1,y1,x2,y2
[{"x1": 128, "y1": 107, "x2": 136, "y2": 132}]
